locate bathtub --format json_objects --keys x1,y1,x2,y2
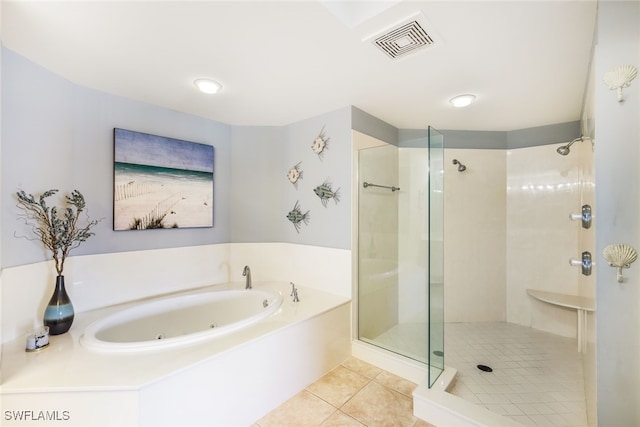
[
  {"x1": 2, "y1": 281, "x2": 351, "y2": 426},
  {"x1": 80, "y1": 288, "x2": 283, "y2": 352}
]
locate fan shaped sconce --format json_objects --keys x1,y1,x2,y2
[
  {"x1": 603, "y1": 65, "x2": 637, "y2": 102},
  {"x1": 602, "y1": 243, "x2": 638, "y2": 283}
]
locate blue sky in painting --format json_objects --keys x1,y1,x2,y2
[{"x1": 114, "y1": 128, "x2": 214, "y2": 173}]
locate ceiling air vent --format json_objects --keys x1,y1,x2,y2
[{"x1": 372, "y1": 19, "x2": 435, "y2": 59}]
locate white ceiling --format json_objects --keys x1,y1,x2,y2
[{"x1": 2, "y1": 1, "x2": 597, "y2": 131}]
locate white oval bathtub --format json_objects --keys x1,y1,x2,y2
[{"x1": 80, "y1": 288, "x2": 283, "y2": 352}]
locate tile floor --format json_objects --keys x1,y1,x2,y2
[
  {"x1": 254, "y1": 357, "x2": 435, "y2": 427},
  {"x1": 446, "y1": 322, "x2": 588, "y2": 427},
  {"x1": 360, "y1": 321, "x2": 589, "y2": 427},
  {"x1": 258, "y1": 322, "x2": 588, "y2": 427}
]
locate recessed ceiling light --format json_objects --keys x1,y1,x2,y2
[
  {"x1": 449, "y1": 94, "x2": 476, "y2": 108},
  {"x1": 194, "y1": 78, "x2": 222, "y2": 94}
]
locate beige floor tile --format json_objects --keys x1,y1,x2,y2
[
  {"x1": 320, "y1": 410, "x2": 366, "y2": 427},
  {"x1": 307, "y1": 365, "x2": 371, "y2": 407},
  {"x1": 341, "y1": 381, "x2": 417, "y2": 427},
  {"x1": 256, "y1": 390, "x2": 336, "y2": 427},
  {"x1": 411, "y1": 418, "x2": 438, "y2": 427},
  {"x1": 373, "y1": 370, "x2": 417, "y2": 397},
  {"x1": 341, "y1": 356, "x2": 383, "y2": 379}
]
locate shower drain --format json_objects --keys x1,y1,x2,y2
[{"x1": 477, "y1": 364, "x2": 493, "y2": 372}]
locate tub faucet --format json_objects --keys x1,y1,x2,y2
[
  {"x1": 290, "y1": 282, "x2": 300, "y2": 303},
  {"x1": 243, "y1": 265, "x2": 252, "y2": 289}
]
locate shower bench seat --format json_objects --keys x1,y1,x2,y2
[{"x1": 526, "y1": 289, "x2": 595, "y2": 353}]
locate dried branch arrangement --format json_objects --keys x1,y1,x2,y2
[{"x1": 16, "y1": 189, "x2": 101, "y2": 276}]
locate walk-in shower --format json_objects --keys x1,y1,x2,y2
[
  {"x1": 354, "y1": 127, "x2": 444, "y2": 387},
  {"x1": 440, "y1": 131, "x2": 596, "y2": 426}
]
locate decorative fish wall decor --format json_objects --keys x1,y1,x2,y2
[
  {"x1": 311, "y1": 126, "x2": 329, "y2": 159},
  {"x1": 313, "y1": 180, "x2": 340, "y2": 207},
  {"x1": 286, "y1": 162, "x2": 303, "y2": 187},
  {"x1": 286, "y1": 201, "x2": 310, "y2": 233}
]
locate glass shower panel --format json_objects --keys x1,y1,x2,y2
[
  {"x1": 428, "y1": 126, "x2": 445, "y2": 387},
  {"x1": 357, "y1": 138, "x2": 430, "y2": 364}
]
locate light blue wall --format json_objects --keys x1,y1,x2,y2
[
  {"x1": 594, "y1": 2, "x2": 640, "y2": 425},
  {"x1": 1, "y1": 48, "x2": 354, "y2": 269},
  {"x1": 282, "y1": 107, "x2": 352, "y2": 249},
  {"x1": 352, "y1": 106, "x2": 398, "y2": 146},
  {"x1": 506, "y1": 121, "x2": 581, "y2": 149},
  {"x1": 399, "y1": 121, "x2": 580, "y2": 150},
  {"x1": 222, "y1": 108, "x2": 354, "y2": 248},
  {"x1": 230, "y1": 126, "x2": 285, "y2": 243},
  {"x1": 1, "y1": 48, "x2": 232, "y2": 268}
]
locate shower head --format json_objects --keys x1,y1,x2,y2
[
  {"x1": 452, "y1": 159, "x2": 466, "y2": 172},
  {"x1": 556, "y1": 136, "x2": 588, "y2": 156}
]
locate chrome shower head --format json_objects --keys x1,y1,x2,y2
[
  {"x1": 556, "y1": 136, "x2": 586, "y2": 156},
  {"x1": 452, "y1": 159, "x2": 466, "y2": 172}
]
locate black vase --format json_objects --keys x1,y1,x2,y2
[{"x1": 43, "y1": 275, "x2": 75, "y2": 335}]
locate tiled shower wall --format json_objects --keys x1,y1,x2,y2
[
  {"x1": 444, "y1": 144, "x2": 585, "y2": 339},
  {"x1": 444, "y1": 148, "x2": 507, "y2": 323},
  {"x1": 506, "y1": 143, "x2": 583, "y2": 337}
]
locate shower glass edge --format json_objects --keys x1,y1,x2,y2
[{"x1": 428, "y1": 126, "x2": 445, "y2": 387}]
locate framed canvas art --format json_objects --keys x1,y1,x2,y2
[{"x1": 113, "y1": 128, "x2": 214, "y2": 230}]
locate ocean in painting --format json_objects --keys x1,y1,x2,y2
[
  {"x1": 115, "y1": 162, "x2": 213, "y2": 184},
  {"x1": 114, "y1": 162, "x2": 214, "y2": 231}
]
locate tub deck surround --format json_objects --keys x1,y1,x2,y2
[{"x1": 0, "y1": 282, "x2": 349, "y2": 392}]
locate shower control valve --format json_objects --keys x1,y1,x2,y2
[
  {"x1": 570, "y1": 251, "x2": 593, "y2": 276},
  {"x1": 569, "y1": 204, "x2": 592, "y2": 229}
]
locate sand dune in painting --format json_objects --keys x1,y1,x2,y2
[{"x1": 114, "y1": 166, "x2": 213, "y2": 230}]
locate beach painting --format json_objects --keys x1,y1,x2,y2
[{"x1": 113, "y1": 128, "x2": 214, "y2": 230}]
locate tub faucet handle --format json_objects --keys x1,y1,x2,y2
[
  {"x1": 243, "y1": 265, "x2": 252, "y2": 289},
  {"x1": 290, "y1": 282, "x2": 300, "y2": 303}
]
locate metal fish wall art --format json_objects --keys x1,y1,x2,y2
[
  {"x1": 286, "y1": 162, "x2": 303, "y2": 187},
  {"x1": 313, "y1": 180, "x2": 340, "y2": 207},
  {"x1": 286, "y1": 201, "x2": 310, "y2": 233},
  {"x1": 311, "y1": 126, "x2": 329, "y2": 159}
]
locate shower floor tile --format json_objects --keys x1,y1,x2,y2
[
  {"x1": 445, "y1": 322, "x2": 588, "y2": 427},
  {"x1": 369, "y1": 321, "x2": 588, "y2": 426}
]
